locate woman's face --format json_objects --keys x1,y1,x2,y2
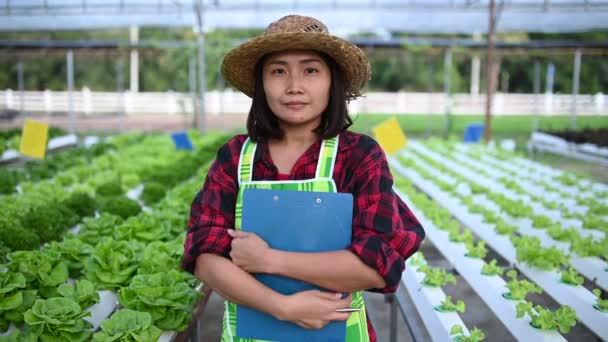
[{"x1": 262, "y1": 50, "x2": 331, "y2": 129}]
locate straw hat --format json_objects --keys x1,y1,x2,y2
[{"x1": 221, "y1": 15, "x2": 371, "y2": 100}]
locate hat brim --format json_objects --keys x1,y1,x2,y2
[{"x1": 221, "y1": 32, "x2": 370, "y2": 99}]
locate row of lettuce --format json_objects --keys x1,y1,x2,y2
[
  {"x1": 1, "y1": 139, "x2": 118, "y2": 195},
  {"x1": 1, "y1": 131, "x2": 228, "y2": 342},
  {"x1": 391, "y1": 143, "x2": 608, "y2": 339},
  {"x1": 396, "y1": 175, "x2": 577, "y2": 340},
  {"x1": 462, "y1": 142, "x2": 608, "y2": 217},
  {"x1": 410, "y1": 140, "x2": 608, "y2": 259},
  {"x1": 403, "y1": 141, "x2": 607, "y2": 284},
  {"x1": 0, "y1": 130, "x2": 222, "y2": 258}
]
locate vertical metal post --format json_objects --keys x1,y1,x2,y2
[
  {"x1": 189, "y1": 56, "x2": 197, "y2": 129},
  {"x1": 130, "y1": 25, "x2": 139, "y2": 92},
  {"x1": 116, "y1": 60, "x2": 125, "y2": 132},
  {"x1": 571, "y1": 48, "x2": 581, "y2": 130},
  {"x1": 389, "y1": 294, "x2": 397, "y2": 342},
  {"x1": 443, "y1": 48, "x2": 452, "y2": 139},
  {"x1": 471, "y1": 56, "x2": 480, "y2": 95},
  {"x1": 471, "y1": 32, "x2": 482, "y2": 95},
  {"x1": 17, "y1": 61, "x2": 24, "y2": 117},
  {"x1": 427, "y1": 57, "x2": 435, "y2": 137},
  {"x1": 532, "y1": 60, "x2": 541, "y2": 132},
  {"x1": 484, "y1": 0, "x2": 497, "y2": 143},
  {"x1": 545, "y1": 63, "x2": 555, "y2": 116},
  {"x1": 194, "y1": 0, "x2": 206, "y2": 133},
  {"x1": 67, "y1": 50, "x2": 75, "y2": 134}
]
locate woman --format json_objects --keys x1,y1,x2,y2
[{"x1": 182, "y1": 14, "x2": 425, "y2": 342}]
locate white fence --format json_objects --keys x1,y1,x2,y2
[{"x1": 2, "y1": 89, "x2": 607, "y2": 116}]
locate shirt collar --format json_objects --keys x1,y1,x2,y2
[{"x1": 253, "y1": 131, "x2": 353, "y2": 169}]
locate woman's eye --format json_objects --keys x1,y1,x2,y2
[
  {"x1": 271, "y1": 68, "x2": 285, "y2": 74},
  {"x1": 305, "y1": 68, "x2": 319, "y2": 74}
]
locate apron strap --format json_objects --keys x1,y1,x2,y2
[
  {"x1": 237, "y1": 137, "x2": 257, "y2": 185},
  {"x1": 315, "y1": 135, "x2": 340, "y2": 179},
  {"x1": 238, "y1": 134, "x2": 340, "y2": 184}
]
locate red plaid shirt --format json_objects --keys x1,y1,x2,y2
[{"x1": 183, "y1": 130, "x2": 425, "y2": 341}]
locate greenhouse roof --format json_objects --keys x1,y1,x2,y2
[{"x1": 1, "y1": 0, "x2": 608, "y2": 34}]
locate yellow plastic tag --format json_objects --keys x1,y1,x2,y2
[
  {"x1": 19, "y1": 119, "x2": 49, "y2": 159},
  {"x1": 372, "y1": 117, "x2": 407, "y2": 155}
]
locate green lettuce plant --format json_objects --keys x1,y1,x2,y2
[
  {"x1": 83, "y1": 238, "x2": 141, "y2": 290},
  {"x1": 114, "y1": 215, "x2": 172, "y2": 243},
  {"x1": 592, "y1": 289, "x2": 608, "y2": 312},
  {"x1": 95, "y1": 179, "x2": 124, "y2": 197},
  {"x1": 569, "y1": 235, "x2": 606, "y2": 258},
  {"x1": 45, "y1": 238, "x2": 93, "y2": 278},
  {"x1": 23, "y1": 297, "x2": 92, "y2": 341},
  {"x1": 449, "y1": 325, "x2": 485, "y2": 342},
  {"x1": 435, "y1": 296, "x2": 465, "y2": 313},
  {"x1": 547, "y1": 225, "x2": 579, "y2": 242},
  {"x1": 449, "y1": 229, "x2": 474, "y2": 245},
  {"x1": 97, "y1": 196, "x2": 141, "y2": 220},
  {"x1": 465, "y1": 241, "x2": 487, "y2": 259},
  {"x1": 494, "y1": 220, "x2": 517, "y2": 236},
  {"x1": 77, "y1": 213, "x2": 124, "y2": 246},
  {"x1": 140, "y1": 182, "x2": 168, "y2": 206},
  {"x1": 137, "y1": 240, "x2": 183, "y2": 275},
  {"x1": 62, "y1": 191, "x2": 97, "y2": 219},
  {"x1": 531, "y1": 215, "x2": 552, "y2": 229},
  {"x1": 408, "y1": 252, "x2": 426, "y2": 267},
  {"x1": 92, "y1": 309, "x2": 162, "y2": 342},
  {"x1": 481, "y1": 259, "x2": 504, "y2": 277},
  {"x1": 148, "y1": 208, "x2": 189, "y2": 237},
  {"x1": 516, "y1": 302, "x2": 577, "y2": 333},
  {"x1": 512, "y1": 236, "x2": 569, "y2": 271},
  {"x1": 6, "y1": 250, "x2": 69, "y2": 298},
  {"x1": 560, "y1": 267, "x2": 584, "y2": 286},
  {"x1": 122, "y1": 173, "x2": 141, "y2": 190},
  {"x1": 503, "y1": 270, "x2": 542, "y2": 300},
  {"x1": 417, "y1": 265, "x2": 457, "y2": 288},
  {"x1": 57, "y1": 280, "x2": 100, "y2": 310},
  {"x1": 118, "y1": 270, "x2": 202, "y2": 331},
  {"x1": 481, "y1": 211, "x2": 500, "y2": 224},
  {"x1": 581, "y1": 215, "x2": 607, "y2": 232},
  {"x1": 0, "y1": 272, "x2": 38, "y2": 332}
]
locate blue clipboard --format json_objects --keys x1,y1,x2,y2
[{"x1": 236, "y1": 188, "x2": 354, "y2": 342}]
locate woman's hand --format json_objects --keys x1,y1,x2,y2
[
  {"x1": 276, "y1": 290, "x2": 353, "y2": 330},
  {"x1": 227, "y1": 229, "x2": 273, "y2": 273}
]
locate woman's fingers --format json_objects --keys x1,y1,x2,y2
[
  {"x1": 227, "y1": 229, "x2": 250, "y2": 238},
  {"x1": 329, "y1": 312, "x2": 352, "y2": 322},
  {"x1": 314, "y1": 291, "x2": 343, "y2": 300},
  {"x1": 284, "y1": 290, "x2": 357, "y2": 327},
  {"x1": 312, "y1": 291, "x2": 354, "y2": 311}
]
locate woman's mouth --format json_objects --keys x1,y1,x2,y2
[{"x1": 284, "y1": 102, "x2": 307, "y2": 110}]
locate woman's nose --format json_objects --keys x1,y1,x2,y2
[{"x1": 286, "y1": 74, "x2": 304, "y2": 94}]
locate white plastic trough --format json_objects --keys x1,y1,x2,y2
[
  {"x1": 390, "y1": 155, "x2": 608, "y2": 339},
  {"x1": 394, "y1": 187, "x2": 566, "y2": 341}
]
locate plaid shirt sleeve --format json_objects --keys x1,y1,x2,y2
[
  {"x1": 345, "y1": 136, "x2": 425, "y2": 293},
  {"x1": 181, "y1": 136, "x2": 244, "y2": 274}
]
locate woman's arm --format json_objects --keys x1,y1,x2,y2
[
  {"x1": 228, "y1": 230, "x2": 384, "y2": 293},
  {"x1": 195, "y1": 252, "x2": 354, "y2": 329},
  {"x1": 270, "y1": 250, "x2": 385, "y2": 292},
  {"x1": 195, "y1": 253, "x2": 284, "y2": 316}
]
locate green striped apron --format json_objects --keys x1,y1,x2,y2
[{"x1": 221, "y1": 135, "x2": 370, "y2": 342}]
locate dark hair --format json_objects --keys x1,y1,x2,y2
[{"x1": 246, "y1": 51, "x2": 352, "y2": 143}]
